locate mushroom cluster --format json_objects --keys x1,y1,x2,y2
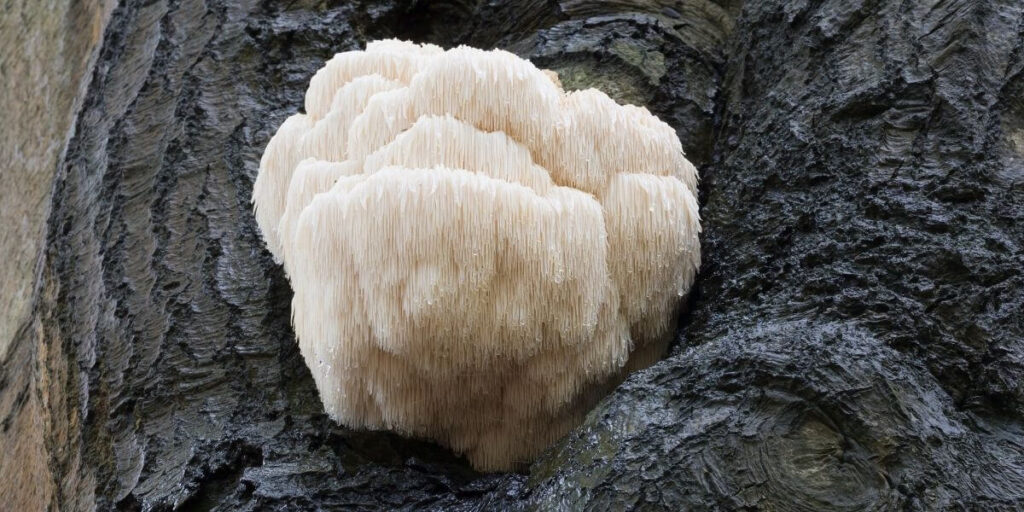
[{"x1": 252, "y1": 40, "x2": 700, "y2": 471}]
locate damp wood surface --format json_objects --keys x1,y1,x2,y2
[{"x1": 1, "y1": 0, "x2": 1022, "y2": 510}]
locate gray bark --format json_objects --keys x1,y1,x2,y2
[{"x1": 2, "y1": 0, "x2": 1022, "y2": 510}]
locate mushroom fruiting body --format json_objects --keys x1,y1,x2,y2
[{"x1": 252, "y1": 40, "x2": 701, "y2": 471}]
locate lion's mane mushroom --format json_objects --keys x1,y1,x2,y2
[{"x1": 252, "y1": 40, "x2": 701, "y2": 471}]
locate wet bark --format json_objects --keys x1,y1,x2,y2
[{"x1": 2, "y1": 0, "x2": 1022, "y2": 510}]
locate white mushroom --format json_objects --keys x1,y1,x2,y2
[{"x1": 252, "y1": 39, "x2": 701, "y2": 471}]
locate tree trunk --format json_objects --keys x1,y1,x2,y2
[{"x1": 2, "y1": 0, "x2": 1022, "y2": 510}]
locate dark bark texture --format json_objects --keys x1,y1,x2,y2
[{"x1": 3, "y1": 0, "x2": 1024, "y2": 510}]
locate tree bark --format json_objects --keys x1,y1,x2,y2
[{"x1": 2, "y1": 0, "x2": 1022, "y2": 510}]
